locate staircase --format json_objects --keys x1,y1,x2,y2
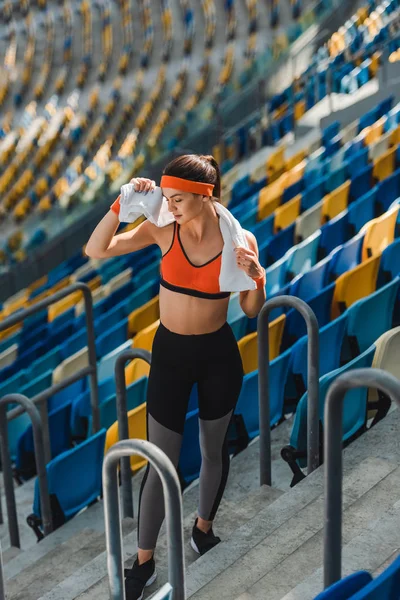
[{"x1": 0, "y1": 406, "x2": 399, "y2": 599}]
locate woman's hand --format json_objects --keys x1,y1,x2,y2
[
  {"x1": 235, "y1": 246, "x2": 265, "y2": 280},
  {"x1": 129, "y1": 177, "x2": 156, "y2": 194}
]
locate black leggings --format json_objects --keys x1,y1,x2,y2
[{"x1": 137, "y1": 321, "x2": 244, "y2": 550}]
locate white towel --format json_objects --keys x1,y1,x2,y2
[{"x1": 119, "y1": 184, "x2": 257, "y2": 292}]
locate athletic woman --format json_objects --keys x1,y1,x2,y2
[{"x1": 85, "y1": 154, "x2": 266, "y2": 600}]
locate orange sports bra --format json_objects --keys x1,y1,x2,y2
[{"x1": 160, "y1": 222, "x2": 230, "y2": 300}]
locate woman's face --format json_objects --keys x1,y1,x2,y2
[{"x1": 162, "y1": 187, "x2": 207, "y2": 225}]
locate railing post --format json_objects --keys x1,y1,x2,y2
[
  {"x1": 323, "y1": 368, "x2": 400, "y2": 588},
  {"x1": 115, "y1": 349, "x2": 152, "y2": 519},
  {"x1": 0, "y1": 394, "x2": 53, "y2": 548},
  {"x1": 103, "y1": 439, "x2": 185, "y2": 600},
  {"x1": 257, "y1": 296, "x2": 319, "y2": 486},
  {"x1": 0, "y1": 538, "x2": 4, "y2": 600},
  {"x1": 0, "y1": 283, "x2": 100, "y2": 449}
]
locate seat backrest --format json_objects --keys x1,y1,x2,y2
[
  {"x1": 361, "y1": 205, "x2": 399, "y2": 260},
  {"x1": 319, "y1": 210, "x2": 348, "y2": 256},
  {"x1": 372, "y1": 145, "x2": 396, "y2": 182},
  {"x1": 105, "y1": 403, "x2": 147, "y2": 473},
  {"x1": 250, "y1": 214, "x2": 274, "y2": 247},
  {"x1": 289, "y1": 256, "x2": 331, "y2": 302},
  {"x1": 128, "y1": 296, "x2": 159, "y2": 338},
  {"x1": 295, "y1": 200, "x2": 323, "y2": 242},
  {"x1": 265, "y1": 255, "x2": 290, "y2": 296},
  {"x1": 368, "y1": 130, "x2": 391, "y2": 162},
  {"x1": 227, "y1": 292, "x2": 246, "y2": 322},
  {"x1": 331, "y1": 255, "x2": 380, "y2": 319},
  {"x1": 95, "y1": 317, "x2": 129, "y2": 359},
  {"x1": 53, "y1": 347, "x2": 89, "y2": 385},
  {"x1": 33, "y1": 428, "x2": 107, "y2": 520},
  {"x1": 263, "y1": 223, "x2": 295, "y2": 265},
  {"x1": 350, "y1": 553, "x2": 400, "y2": 599},
  {"x1": 313, "y1": 571, "x2": 373, "y2": 600},
  {"x1": 291, "y1": 313, "x2": 348, "y2": 391},
  {"x1": 132, "y1": 319, "x2": 159, "y2": 352},
  {"x1": 328, "y1": 234, "x2": 364, "y2": 280},
  {"x1": 377, "y1": 238, "x2": 400, "y2": 285},
  {"x1": 346, "y1": 277, "x2": 400, "y2": 354},
  {"x1": 238, "y1": 314, "x2": 286, "y2": 373},
  {"x1": 286, "y1": 230, "x2": 321, "y2": 279},
  {"x1": 274, "y1": 194, "x2": 301, "y2": 233},
  {"x1": 375, "y1": 167, "x2": 400, "y2": 213},
  {"x1": 290, "y1": 345, "x2": 375, "y2": 455}
]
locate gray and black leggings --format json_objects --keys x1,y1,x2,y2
[{"x1": 137, "y1": 321, "x2": 244, "y2": 550}]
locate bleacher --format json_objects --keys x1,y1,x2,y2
[{"x1": 0, "y1": 0, "x2": 400, "y2": 598}]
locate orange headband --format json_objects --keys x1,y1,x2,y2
[{"x1": 160, "y1": 175, "x2": 215, "y2": 197}]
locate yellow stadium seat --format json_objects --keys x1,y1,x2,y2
[
  {"x1": 274, "y1": 194, "x2": 301, "y2": 233},
  {"x1": 389, "y1": 125, "x2": 400, "y2": 146},
  {"x1": 360, "y1": 205, "x2": 399, "y2": 260},
  {"x1": 238, "y1": 314, "x2": 286, "y2": 374},
  {"x1": 266, "y1": 146, "x2": 286, "y2": 183},
  {"x1": 372, "y1": 146, "x2": 396, "y2": 182},
  {"x1": 28, "y1": 275, "x2": 48, "y2": 295},
  {"x1": 126, "y1": 320, "x2": 160, "y2": 384},
  {"x1": 364, "y1": 117, "x2": 385, "y2": 145},
  {"x1": 369, "y1": 326, "x2": 400, "y2": 404},
  {"x1": 321, "y1": 180, "x2": 350, "y2": 223},
  {"x1": 294, "y1": 100, "x2": 306, "y2": 121},
  {"x1": 0, "y1": 323, "x2": 22, "y2": 342},
  {"x1": 48, "y1": 291, "x2": 82, "y2": 321},
  {"x1": 285, "y1": 161, "x2": 306, "y2": 188},
  {"x1": 104, "y1": 403, "x2": 147, "y2": 473},
  {"x1": 331, "y1": 255, "x2": 380, "y2": 319},
  {"x1": 285, "y1": 150, "x2": 306, "y2": 171},
  {"x1": 128, "y1": 296, "x2": 160, "y2": 337},
  {"x1": 258, "y1": 175, "x2": 287, "y2": 220}
]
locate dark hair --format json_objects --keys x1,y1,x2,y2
[{"x1": 162, "y1": 154, "x2": 221, "y2": 200}]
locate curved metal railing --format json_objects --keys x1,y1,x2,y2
[
  {"x1": 0, "y1": 393, "x2": 53, "y2": 548},
  {"x1": 114, "y1": 348, "x2": 152, "y2": 519},
  {"x1": 323, "y1": 368, "x2": 400, "y2": 588},
  {"x1": 103, "y1": 439, "x2": 185, "y2": 600},
  {"x1": 257, "y1": 295, "x2": 320, "y2": 485}
]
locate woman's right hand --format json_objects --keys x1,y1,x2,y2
[{"x1": 129, "y1": 177, "x2": 156, "y2": 194}]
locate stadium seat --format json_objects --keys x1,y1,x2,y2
[
  {"x1": 377, "y1": 238, "x2": 400, "y2": 285},
  {"x1": 313, "y1": 571, "x2": 373, "y2": 599},
  {"x1": 361, "y1": 205, "x2": 398, "y2": 260},
  {"x1": 328, "y1": 234, "x2": 364, "y2": 281},
  {"x1": 234, "y1": 348, "x2": 291, "y2": 441},
  {"x1": 105, "y1": 403, "x2": 147, "y2": 473},
  {"x1": 345, "y1": 277, "x2": 400, "y2": 357},
  {"x1": 284, "y1": 345, "x2": 375, "y2": 483},
  {"x1": 289, "y1": 256, "x2": 330, "y2": 302},
  {"x1": 266, "y1": 255, "x2": 290, "y2": 295},
  {"x1": 89, "y1": 376, "x2": 147, "y2": 433},
  {"x1": 95, "y1": 317, "x2": 129, "y2": 359},
  {"x1": 295, "y1": 201, "x2": 323, "y2": 242},
  {"x1": 262, "y1": 223, "x2": 295, "y2": 266},
  {"x1": 238, "y1": 314, "x2": 285, "y2": 373},
  {"x1": 286, "y1": 230, "x2": 321, "y2": 279},
  {"x1": 369, "y1": 326, "x2": 400, "y2": 405},
  {"x1": 347, "y1": 188, "x2": 377, "y2": 237},
  {"x1": 274, "y1": 194, "x2": 301, "y2": 232},
  {"x1": 128, "y1": 296, "x2": 159, "y2": 337},
  {"x1": 331, "y1": 255, "x2": 380, "y2": 318},
  {"x1": 30, "y1": 428, "x2": 107, "y2": 537},
  {"x1": 125, "y1": 320, "x2": 159, "y2": 384},
  {"x1": 372, "y1": 145, "x2": 396, "y2": 182},
  {"x1": 375, "y1": 168, "x2": 400, "y2": 213},
  {"x1": 321, "y1": 181, "x2": 350, "y2": 223}
]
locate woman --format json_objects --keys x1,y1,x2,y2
[{"x1": 85, "y1": 154, "x2": 266, "y2": 600}]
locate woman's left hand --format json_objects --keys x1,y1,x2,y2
[{"x1": 234, "y1": 246, "x2": 265, "y2": 280}]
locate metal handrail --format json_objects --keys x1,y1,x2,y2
[
  {"x1": 0, "y1": 393, "x2": 52, "y2": 548},
  {"x1": 115, "y1": 348, "x2": 152, "y2": 519},
  {"x1": 257, "y1": 296, "x2": 320, "y2": 486},
  {"x1": 103, "y1": 439, "x2": 185, "y2": 600},
  {"x1": 323, "y1": 368, "x2": 400, "y2": 588},
  {"x1": 0, "y1": 282, "x2": 100, "y2": 463}
]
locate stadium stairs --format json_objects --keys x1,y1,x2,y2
[{"x1": 0, "y1": 405, "x2": 398, "y2": 599}]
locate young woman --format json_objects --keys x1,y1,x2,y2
[{"x1": 85, "y1": 154, "x2": 266, "y2": 600}]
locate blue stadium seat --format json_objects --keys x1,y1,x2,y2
[
  {"x1": 322, "y1": 121, "x2": 340, "y2": 147},
  {"x1": 95, "y1": 318, "x2": 129, "y2": 359},
  {"x1": 313, "y1": 571, "x2": 373, "y2": 600},
  {"x1": 71, "y1": 375, "x2": 117, "y2": 437},
  {"x1": 25, "y1": 347, "x2": 63, "y2": 381},
  {"x1": 178, "y1": 409, "x2": 201, "y2": 486},
  {"x1": 289, "y1": 256, "x2": 330, "y2": 302},
  {"x1": 31, "y1": 428, "x2": 107, "y2": 532},
  {"x1": 285, "y1": 345, "x2": 375, "y2": 480},
  {"x1": 325, "y1": 165, "x2": 347, "y2": 194},
  {"x1": 90, "y1": 378, "x2": 147, "y2": 433},
  {"x1": 347, "y1": 188, "x2": 377, "y2": 237},
  {"x1": 377, "y1": 238, "x2": 400, "y2": 285},
  {"x1": 319, "y1": 211, "x2": 348, "y2": 257},
  {"x1": 234, "y1": 348, "x2": 291, "y2": 441},
  {"x1": 349, "y1": 164, "x2": 373, "y2": 202},
  {"x1": 261, "y1": 223, "x2": 295, "y2": 266},
  {"x1": 350, "y1": 553, "x2": 400, "y2": 599},
  {"x1": 347, "y1": 147, "x2": 369, "y2": 177},
  {"x1": 15, "y1": 403, "x2": 72, "y2": 481},
  {"x1": 249, "y1": 214, "x2": 274, "y2": 246},
  {"x1": 375, "y1": 168, "x2": 400, "y2": 213},
  {"x1": 286, "y1": 231, "x2": 321, "y2": 279},
  {"x1": 289, "y1": 313, "x2": 348, "y2": 398},
  {"x1": 328, "y1": 234, "x2": 364, "y2": 280},
  {"x1": 97, "y1": 340, "x2": 133, "y2": 383},
  {"x1": 266, "y1": 255, "x2": 290, "y2": 296},
  {"x1": 345, "y1": 277, "x2": 400, "y2": 356},
  {"x1": 301, "y1": 178, "x2": 325, "y2": 211},
  {"x1": 281, "y1": 282, "x2": 336, "y2": 350},
  {"x1": 132, "y1": 260, "x2": 161, "y2": 290}
]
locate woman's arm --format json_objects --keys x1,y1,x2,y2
[
  {"x1": 236, "y1": 231, "x2": 266, "y2": 318},
  {"x1": 85, "y1": 177, "x2": 158, "y2": 259}
]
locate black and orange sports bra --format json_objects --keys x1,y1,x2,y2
[{"x1": 160, "y1": 222, "x2": 230, "y2": 300}]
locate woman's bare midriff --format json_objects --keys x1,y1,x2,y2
[{"x1": 159, "y1": 285, "x2": 229, "y2": 335}]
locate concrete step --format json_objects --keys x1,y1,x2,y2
[
  {"x1": 35, "y1": 482, "x2": 281, "y2": 600},
  {"x1": 234, "y1": 464, "x2": 400, "y2": 600},
  {"x1": 278, "y1": 502, "x2": 400, "y2": 600},
  {"x1": 185, "y1": 456, "x2": 398, "y2": 599}
]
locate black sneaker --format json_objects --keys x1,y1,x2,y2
[
  {"x1": 124, "y1": 556, "x2": 157, "y2": 600},
  {"x1": 190, "y1": 518, "x2": 221, "y2": 556}
]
